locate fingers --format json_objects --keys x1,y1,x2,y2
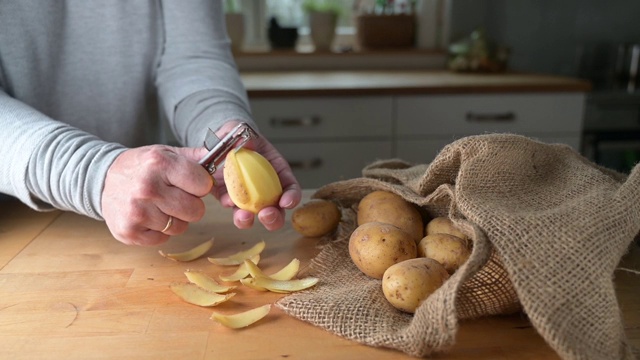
[{"x1": 102, "y1": 145, "x2": 213, "y2": 246}]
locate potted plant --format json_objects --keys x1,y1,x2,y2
[
  {"x1": 355, "y1": 0, "x2": 417, "y2": 50},
  {"x1": 224, "y1": 0, "x2": 245, "y2": 52},
  {"x1": 302, "y1": 0, "x2": 342, "y2": 52}
]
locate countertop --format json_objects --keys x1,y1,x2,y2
[
  {"x1": 240, "y1": 70, "x2": 592, "y2": 97},
  {"x1": 1, "y1": 191, "x2": 637, "y2": 359}
]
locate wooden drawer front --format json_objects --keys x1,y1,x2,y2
[
  {"x1": 396, "y1": 135, "x2": 581, "y2": 165},
  {"x1": 250, "y1": 97, "x2": 394, "y2": 140},
  {"x1": 397, "y1": 93, "x2": 585, "y2": 136},
  {"x1": 273, "y1": 140, "x2": 392, "y2": 188}
]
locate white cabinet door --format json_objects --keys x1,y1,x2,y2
[
  {"x1": 396, "y1": 135, "x2": 582, "y2": 165},
  {"x1": 250, "y1": 96, "x2": 394, "y2": 140},
  {"x1": 396, "y1": 93, "x2": 586, "y2": 136},
  {"x1": 273, "y1": 140, "x2": 392, "y2": 188}
]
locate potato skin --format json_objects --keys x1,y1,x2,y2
[
  {"x1": 417, "y1": 233, "x2": 471, "y2": 274},
  {"x1": 291, "y1": 199, "x2": 341, "y2": 237},
  {"x1": 425, "y1": 217, "x2": 468, "y2": 241},
  {"x1": 382, "y1": 257, "x2": 449, "y2": 313},
  {"x1": 357, "y1": 191, "x2": 424, "y2": 242},
  {"x1": 348, "y1": 222, "x2": 417, "y2": 279}
]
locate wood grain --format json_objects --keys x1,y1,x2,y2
[{"x1": 0, "y1": 194, "x2": 637, "y2": 359}]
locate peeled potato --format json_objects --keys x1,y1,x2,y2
[
  {"x1": 382, "y1": 257, "x2": 449, "y2": 313},
  {"x1": 291, "y1": 199, "x2": 341, "y2": 237},
  {"x1": 418, "y1": 233, "x2": 471, "y2": 274},
  {"x1": 425, "y1": 217, "x2": 469, "y2": 241},
  {"x1": 348, "y1": 222, "x2": 417, "y2": 279}
]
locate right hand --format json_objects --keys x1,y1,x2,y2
[{"x1": 101, "y1": 145, "x2": 213, "y2": 246}]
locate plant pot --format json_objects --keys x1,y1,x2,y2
[
  {"x1": 268, "y1": 17, "x2": 299, "y2": 50},
  {"x1": 225, "y1": 13, "x2": 245, "y2": 52},
  {"x1": 356, "y1": 14, "x2": 416, "y2": 50},
  {"x1": 309, "y1": 11, "x2": 337, "y2": 52}
]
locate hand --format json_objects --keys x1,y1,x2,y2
[
  {"x1": 212, "y1": 121, "x2": 302, "y2": 231},
  {"x1": 102, "y1": 145, "x2": 213, "y2": 246}
]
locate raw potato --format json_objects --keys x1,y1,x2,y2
[
  {"x1": 223, "y1": 148, "x2": 283, "y2": 214},
  {"x1": 425, "y1": 217, "x2": 469, "y2": 241},
  {"x1": 357, "y1": 190, "x2": 424, "y2": 242},
  {"x1": 348, "y1": 222, "x2": 417, "y2": 279},
  {"x1": 292, "y1": 199, "x2": 341, "y2": 237},
  {"x1": 169, "y1": 283, "x2": 235, "y2": 307},
  {"x1": 382, "y1": 257, "x2": 449, "y2": 313},
  {"x1": 418, "y1": 233, "x2": 471, "y2": 274}
]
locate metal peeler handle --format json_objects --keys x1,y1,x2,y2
[{"x1": 198, "y1": 122, "x2": 258, "y2": 175}]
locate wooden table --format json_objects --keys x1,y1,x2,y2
[{"x1": 1, "y1": 192, "x2": 638, "y2": 359}]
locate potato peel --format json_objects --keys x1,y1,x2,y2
[
  {"x1": 208, "y1": 240, "x2": 266, "y2": 266},
  {"x1": 243, "y1": 258, "x2": 300, "y2": 281},
  {"x1": 184, "y1": 270, "x2": 236, "y2": 293},
  {"x1": 159, "y1": 238, "x2": 214, "y2": 262},
  {"x1": 242, "y1": 276, "x2": 319, "y2": 294},
  {"x1": 169, "y1": 283, "x2": 235, "y2": 307},
  {"x1": 219, "y1": 255, "x2": 260, "y2": 282},
  {"x1": 210, "y1": 304, "x2": 271, "y2": 329}
]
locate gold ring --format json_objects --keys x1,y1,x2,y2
[{"x1": 161, "y1": 216, "x2": 173, "y2": 233}]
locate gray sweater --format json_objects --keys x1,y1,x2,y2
[{"x1": 0, "y1": 0, "x2": 255, "y2": 219}]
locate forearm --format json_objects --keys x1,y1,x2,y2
[
  {"x1": 0, "y1": 91, "x2": 126, "y2": 219},
  {"x1": 156, "y1": 0, "x2": 254, "y2": 147}
]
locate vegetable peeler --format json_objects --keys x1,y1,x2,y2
[{"x1": 198, "y1": 122, "x2": 258, "y2": 175}]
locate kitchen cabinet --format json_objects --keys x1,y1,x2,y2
[
  {"x1": 243, "y1": 71, "x2": 590, "y2": 188},
  {"x1": 395, "y1": 93, "x2": 586, "y2": 164},
  {"x1": 250, "y1": 96, "x2": 394, "y2": 188}
]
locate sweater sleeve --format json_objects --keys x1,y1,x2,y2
[
  {"x1": 0, "y1": 89, "x2": 126, "y2": 219},
  {"x1": 156, "y1": 0, "x2": 255, "y2": 148}
]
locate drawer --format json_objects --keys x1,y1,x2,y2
[
  {"x1": 396, "y1": 93, "x2": 586, "y2": 136},
  {"x1": 250, "y1": 96, "x2": 394, "y2": 140},
  {"x1": 396, "y1": 135, "x2": 582, "y2": 165},
  {"x1": 273, "y1": 140, "x2": 393, "y2": 188}
]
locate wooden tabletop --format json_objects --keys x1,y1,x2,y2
[
  {"x1": 240, "y1": 70, "x2": 592, "y2": 98},
  {"x1": 1, "y1": 192, "x2": 638, "y2": 360}
]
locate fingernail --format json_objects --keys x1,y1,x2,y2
[{"x1": 262, "y1": 211, "x2": 278, "y2": 225}]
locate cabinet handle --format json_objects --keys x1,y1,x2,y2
[
  {"x1": 270, "y1": 116, "x2": 321, "y2": 128},
  {"x1": 288, "y1": 158, "x2": 323, "y2": 170},
  {"x1": 466, "y1": 112, "x2": 516, "y2": 122}
]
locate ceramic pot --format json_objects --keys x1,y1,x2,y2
[{"x1": 309, "y1": 11, "x2": 337, "y2": 52}]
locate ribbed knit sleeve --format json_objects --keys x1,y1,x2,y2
[
  {"x1": 0, "y1": 90, "x2": 126, "y2": 219},
  {"x1": 156, "y1": 0, "x2": 255, "y2": 147}
]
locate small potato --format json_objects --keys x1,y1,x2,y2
[
  {"x1": 425, "y1": 217, "x2": 469, "y2": 241},
  {"x1": 418, "y1": 233, "x2": 471, "y2": 274},
  {"x1": 382, "y1": 257, "x2": 449, "y2": 313},
  {"x1": 292, "y1": 199, "x2": 341, "y2": 237},
  {"x1": 348, "y1": 222, "x2": 417, "y2": 279},
  {"x1": 357, "y1": 190, "x2": 424, "y2": 242}
]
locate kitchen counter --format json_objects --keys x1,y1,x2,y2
[
  {"x1": 1, "y1": 192, "x2": 638, "y2": 359},
  {"x1": 240, "y1": 70, "x2": 592, "y2": 97}
]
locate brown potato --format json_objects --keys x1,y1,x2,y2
[
  {"x1": 425, "y1": 216, "x2": 469, "y2": 241},
  {"x1": 291, "y1": 199, "x2": 341, "y2": 237},
  {"x1": 382, "y1": 257, "x2": 449, "y2": 313},
  {"x1": 357, "y1": 190, "x2": 424, "y2": 242},
  {"x1": 348, "y1": 222, "x2": 417, "y2": 279},
  {"x1": 417, "y1": 233, "x2": 471, "y2": 274}
]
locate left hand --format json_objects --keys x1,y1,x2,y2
[{"x1": 211, "y1": 121, "x2": 302, "y2": 231}]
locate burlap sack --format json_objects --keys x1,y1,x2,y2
[{"x1": 276, "y1": 134, "x2": 640, "y2": 359}]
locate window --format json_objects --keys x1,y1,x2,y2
[{"x1": 234, "y1": 0, "x2": 450, "y2": 52}]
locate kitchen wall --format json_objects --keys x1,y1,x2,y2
[{"x1": 450, "y1": 0, "x2": 640, "y2": 77}]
